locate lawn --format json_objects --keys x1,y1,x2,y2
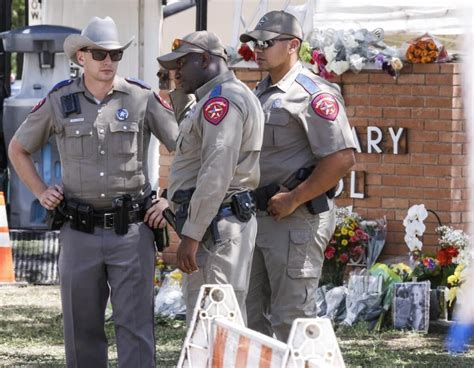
[{"x1": 1, "y1": 285, "x2": 473, "y2": 367}]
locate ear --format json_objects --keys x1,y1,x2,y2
[
  {"x1": 76, "y1": 50, "x2": 85, "y2": 66},
  {"x1": 201, "y1": 53, "x2": 211, "y2": 68},
  {"x1": 288, "y1": 39, "x2": 301, "y2": 55}
]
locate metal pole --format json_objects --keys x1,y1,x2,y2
[{"x1": 196, "y1": 0, "x2": 207, "y2": 31}]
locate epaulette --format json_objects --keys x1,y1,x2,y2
[
  {"x1": 209, "y1": 84, "x2": 222, "y2": 98},
  {"x1": 125, "y1": 77, "x2": 151, "y2": 90},
  {"x1": 295, "y1": 74, "x2": 320, "y2": 95},
  {"x1": 49, "y1": 79, "x2": 73, "y2": 95}
]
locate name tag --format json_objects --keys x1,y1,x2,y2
[{"x1": 70, "y1": 118, "x2": 84, "y2": 123}]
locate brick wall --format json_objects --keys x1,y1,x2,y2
[{"x1": 159, "y1": 63, "x2": 467, "y2": 264}]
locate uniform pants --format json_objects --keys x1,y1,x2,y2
[
  {"x1": 246, "y1": 206, "x2": 336, "y2": 341},
  {"x1": 58, "y1": 222, "x2": 156, "y2": 368},
  {"x1": 184, "y1": 215, "x2": 257, "y2": 325}
]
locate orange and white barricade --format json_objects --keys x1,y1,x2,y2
[
  {"x1": 0, "y1": 192, "x2": 16, "y2": 284},
  {"x1": 178, "y1": 284, "x2": 346, "y2": 368}
]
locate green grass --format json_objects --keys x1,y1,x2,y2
[{"x1": 1, "y1": 286, "x2": 473, "y2": 367}]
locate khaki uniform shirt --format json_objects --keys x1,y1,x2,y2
[
  {"x1": 168, "y1": 70, "x2": 264, "y2": 241},
  {"x1": 14, "y1": 76, "x2": 178, "y2": 208},
  {"x1": 255, "y1": 61, "x2": 356, "y2": 189}
]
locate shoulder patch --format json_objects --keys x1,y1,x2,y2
[
  {"x1": 311, "y1": 93, "x2": 339, "y2": 121},
  {"x1": 49, "y1": 79, "x2": 73, "y2": 94},
  {"x1": 203, "y1": 97, "x2": 229, "y2": 125},
  {"x1": 153, "y1": 92, "x2": 173, "y2": 111},
  {"x1": 30, "y1": 97, "x2": 46, "y2": 113},
  {"x1": 295, "y1": 74, "x2": 320, "y2": 95},
  {"x1": 125, "y1": 77, "x2": 151, "y2": 90}
]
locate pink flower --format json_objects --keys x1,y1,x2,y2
[
  {"x1": 325, "y1": 246, "x2": 336, "y2": 260},
  {"x1": 339, "y1": 253, "x2": 349, "y2": 264}
]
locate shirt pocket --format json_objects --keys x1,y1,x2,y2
[
  {"x1": 109, "y1": 121, "x2": 139, "y2": 155},
  {"x1": 64, "y1": 123, "x2": 94, "y2": 158},
  {"x1": 263, "y1": 110, "x2": 290, "y2": 147},
  {"x1": 177, "y1": 117, "x2": 198, "y2": 154}
]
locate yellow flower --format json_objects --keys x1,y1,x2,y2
[
  {"x1": 170, "y1": 270, "x2": 183, "y2": 281},
  {"x1": 348, "y1": 230, "x2": 355, "y2": 237},
  {"x1": 334, "y1": 232, "x2": 341, "y2": 237},
  {"x1": 454, "y1": 264, "x2": 465, "y2": 277},
  {"x1": 447, "y1": 274, "x2": 459, "y2": 286},
  {"x1": 341, "y1": 227, "x2": 348, "y2": 235},
  {"x1": 447, "y1": 286, "x2": 458, "y2": 307},
  {"x1": 341, "y1": 239, "x2": 348, "y2": 246}
]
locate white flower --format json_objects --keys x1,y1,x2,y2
[
  {"x1": 406, "y1": 204, "x2": 428, "y2": 222},
  {"x1": 406, "y1": 220, "x2": 426, "y2": 236},
  {"x1": 405, "y1": 236, "x2": 423, "y2": 252}
]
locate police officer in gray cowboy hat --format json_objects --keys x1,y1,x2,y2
[
  {"x1": 157, "y1": 31, "x2": 264, "y2": 324},
  {"x1": 240, "y1": 11, "x2": 356, "y2": 341},
  {"x1": 8, "y1": 16, "x2": 178, "y2": 367}
]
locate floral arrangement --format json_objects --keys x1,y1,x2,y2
[
  {"x1": 405, "y1": 33, "x2": 448, "y2": 64},
  {"x1": 322, "y1": 207, "x2": 369, "y2": 285},
  {"x1": 410, "y1": 256, "x2": 441, "y2": 284},
  {"x1": 390, "y1": 262, "x2": 412, "y2": 282},
  {"x1": 154, "y1": 253, "x2": 175, "y2": 288}
]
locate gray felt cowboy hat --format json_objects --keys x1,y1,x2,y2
[{"x1": 63, "y1": 16, "x2": 134, "y2": 65}]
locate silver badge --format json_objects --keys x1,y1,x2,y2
[
  {"x1": 116, "y1": 108, "x2": 129, "y2": 121},
  {"x1": 272, "y1": 98, "x2": 282, "y2": 108}
]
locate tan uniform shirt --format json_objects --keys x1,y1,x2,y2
[
  {"x1": 255, "y1": 61, "x2": 356, "y2": 189},
  {"x1": 14, "y1": 76, "x2": 178, "y2": 208},
  {"x1": 168, "y1": 70, "x2": 264, "y2": 241}
]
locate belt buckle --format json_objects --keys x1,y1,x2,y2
[{"x1": 103, "y1": 213, "x2": 114, "y2": 229}]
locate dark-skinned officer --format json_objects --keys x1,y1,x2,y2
[{"x1": 157, "y1": 31, "x2": 264, "y2": 324}]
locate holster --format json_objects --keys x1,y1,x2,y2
[
  {"x1": 67, "y1": 201, "x2": 94, "y2": 234},
  {"x1": 253, "y1": 183, "x2": 280, "y2": 211},
  {"x1": 149, "y1": 191, "x2": 171, "y2": 251},
  {"x1": 46, "y1": 202, "x2": 67, "y2": 230},
  {"x1": 112, "y1": 195, "x2": 132, "y2": 235},
  {"x1": 295, "y1": 166, "x2": 336, "y2": 215},
  {"x1": 171, "y1": 188, "x2": 195, "y2": 238}
]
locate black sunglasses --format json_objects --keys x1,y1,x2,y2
[
  {"x1": 82, "y1": 48, "x2": 124, "y2": 62},
  {"x1": 250, "y1": 37, "x2": 295, "y2": 50}
]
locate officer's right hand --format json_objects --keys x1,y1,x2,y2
[{"x1": 39, "y1": 185, "x2": 64, "y2": 210}]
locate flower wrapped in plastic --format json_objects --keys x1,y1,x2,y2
[
  {"x1": 321, "y1": 207, "x2": 369, "y2": 286},
  {"x1": 154, "y1": 269, "x2": 186, "y2": 318},
  {"x1": 404, "y1": 33, "x2": 449, "y2": 64}
]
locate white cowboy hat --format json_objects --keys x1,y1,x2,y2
[{"x1": 63, "y1": 16, "x2": 134, "y2": 65}]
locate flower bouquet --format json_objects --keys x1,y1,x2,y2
[
  {"x1": 321, "y1": 207, "x2": 369, "y2": 286},
  {"x1": 404, "y1": 33, "x2": 449, "y2": 64}
]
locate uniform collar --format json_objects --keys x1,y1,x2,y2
[
  {"x1": 195, "y1": 70, "x2": 236, "y2": 101},
  {"x1": 77, "y1": 75, "x2": 128, "y2": 103},
  {"x1": 256, "y1": 61, "x2": 303, "y2": 95}
]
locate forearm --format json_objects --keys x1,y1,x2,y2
[
  {"x1": 290, "y1": 148, "x2": 355, "y2": 207},
  {"x1": 8, "y1": 138, "x2": 47, "y2": 199}
]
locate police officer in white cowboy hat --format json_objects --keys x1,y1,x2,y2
[{"x1": 9, "y1": 16, "x2": 178, "y2": 367}]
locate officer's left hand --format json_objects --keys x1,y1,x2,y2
[
  {"x1": 267, "y1": 189, "x2": 297, "y2": 221},
  {"x1": 176, "y1": 236, "x2": 199, "y2": 274},
  {"x1": 144, "y1": 198, "x2": 168, "y2": 229}
]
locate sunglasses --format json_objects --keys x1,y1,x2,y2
[
  {"x1": 250, "y1": 37, "x2": 295, "y2": 50},
  {"x1": 82, "y1": 48, "x2": 124, "y2": 61}
]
